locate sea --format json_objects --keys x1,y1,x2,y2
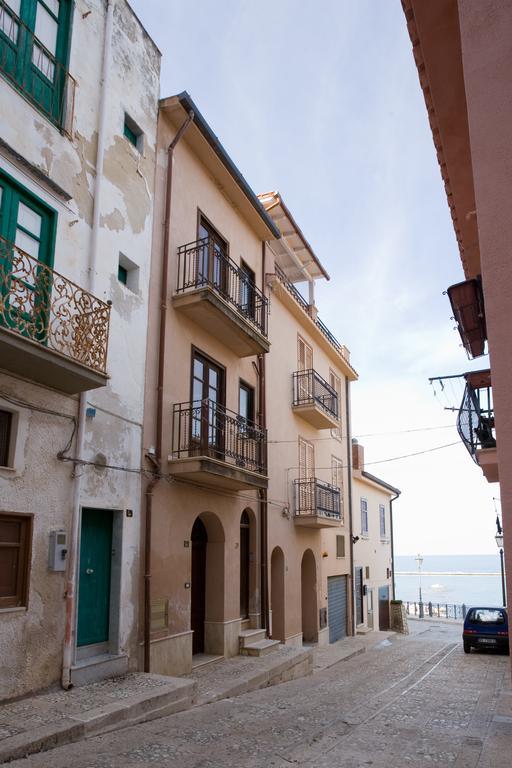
[{"x1": 394, "y1": 554, "x2": 504, "y2": 608}]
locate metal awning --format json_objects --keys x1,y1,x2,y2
[
  {"x1": 258, "y1": 191, "x2": 329, "y2": 283},
  {"x1": 447, "y1": 278, "x2": 487, "y2": 358}
]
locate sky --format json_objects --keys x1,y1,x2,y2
[{"x1": 130, "y1": 0, "x2": 500, "y2": 556}]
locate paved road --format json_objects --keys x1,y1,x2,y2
[{"x1": 10, "y1": 622, "x2": 511, "y2": 767}]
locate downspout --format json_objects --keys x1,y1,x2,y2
[
  {"x1": 389, "y1": 490, "x2": 401, "y2": 600},
  {"x1": 61, "y1": 0, "x2": 115, "y2": 690},
  {"x1": 259, "y1": 241, "x2": 270, "y2": 634},
  {"x1": 345, "y1": 378, "x2": 356, "y2": 637},
  {"x1": 143, "y1": 109, "x2": 194, "y2": 672}
]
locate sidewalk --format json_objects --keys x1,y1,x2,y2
[{"x1": 0, "y1": 630, "x2": 387, "y2": 764}]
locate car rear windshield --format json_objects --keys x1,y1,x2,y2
[{"x1": 468, "y1": 609, "x2": 506, "y2": 624}]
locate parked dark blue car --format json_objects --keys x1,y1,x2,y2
[{"x1": 463, "y1": 607, "x2": 509, "y2": 654}]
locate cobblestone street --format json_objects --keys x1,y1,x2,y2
[{"x1": 7, "y1": 621, "x2": 511, "y2": 768}]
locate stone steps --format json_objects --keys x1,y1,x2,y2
[
  {"x1": 239, "y1": 628, "x2": 267, "y2": 650},
  {"x1": 240, "y1": 639, "x2": 281, "y2": 657}
]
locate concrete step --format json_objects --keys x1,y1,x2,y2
[
  {"x1": 240, "y1": 639, "x2": 281, "y2": 657},
  {"x1": 70, "y1": 653, "x2": 128, "y2": 686},
  {"x1": 239, "y1": 628, "x2": 267, "y2": 650},
  {"x1": 356, "y1": 625, "x2": 373, "y2": 635}
]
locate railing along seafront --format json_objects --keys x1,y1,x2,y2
[
  {"x1": 293, "y1": 368, "x2": 339, "y2": 419},
  {"x1": 405, "y1": 601, "x2": 468, "y2": 621},
  {"x1": 294, "y1": 477, "x2": 342, "y2": 520},
  {"x1": 274, "y1": 263, "x2": 350, "y2": 362},
  {"x1": 172, "y1": 399, "x2": 267, "y2": 475},
  {"x1": 0, "y1": 4, "x2": 76, "y2": 133},
  {"x1": 176, "y1": 237, "x2": 268, "y2": 337},
  {"x1": 0, "y1": 237, "x2": 111, "y2": 373}
]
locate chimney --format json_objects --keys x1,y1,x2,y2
[{"x1": 352, "y1": 439, "x2": 364, "y2": 471}]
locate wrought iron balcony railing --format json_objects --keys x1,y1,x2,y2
[
  {"x1": 457, "y1": 371, "x2": 496, "y2": 461},
  {"x1": 293, "y1": 368, "x2": 339, "y2": 419},
  {"x1": 0, "y1": 3, "x2": 76, "y2": 133},
  {"x1": 294, "y1": 477, "x2": 341, "y2": 520},
  {"x1": 172, "y1": 399, "x2": 267, "y2": 475},
  {"x1": 274, "y1": 263, "x2": 351, "y2": 362},
  {"x1": 0, "y1": 237, "x2": 111, "y2": 373},
  {"x1": 176, "y1": 237, "x2": 268, "y2": 337}
]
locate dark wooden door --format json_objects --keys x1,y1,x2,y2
[
  {"x1": 379, "y1": 585, "x2": 390, "y2": 630},
  {"x1": 240, "y1": 511, "x2": 250, "y2": 619},
  {"x1": 191, "y1": 518, "x2": 207, "y2": 654},
  {"x1": 355, "y1": 566, "x2": 364, "y2": 626},
  {"x1": 77, "y1": 508, "x2": 113, "y2": 647}
]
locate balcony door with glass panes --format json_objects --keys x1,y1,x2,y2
[
  {"x1": 191, "y1": 351, "x2": 224, "y2": 459},
  {"x1": 0, "y1": 171, "x2": 55, "y2": 337},
  {"x1": 198, "y1": 216, "x2": 228, "y2": 296}
]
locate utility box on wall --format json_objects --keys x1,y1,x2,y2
[{"x1": 48, "y1": 530, "x2": 68, "y2": 572}]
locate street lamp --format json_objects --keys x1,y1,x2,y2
[
  {"x1": 495, "y1": 531, "x2": 506, "y2": 607},
  {"x1": 415, "y1": 553, "x2": 424, "y2": 618}
]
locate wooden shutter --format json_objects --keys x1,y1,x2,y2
[
  {"x1": 0, "y1": 514, "x2": 31, "y2": 608},
  {"x1": 299, "y1": 437, "x2": 314, "y2": 480},
  {"x1": 331, "y1": 456, "x2": 342, "y2": 489},
  {"x1": 297, "y1": 336, "x2": 313, "y2": 371},
  {"x1": 0, "y1": 410, "x2": 12, "y2": 467}
]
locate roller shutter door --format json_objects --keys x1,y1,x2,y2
[{"x1": 328, "y1": 575, "x2": 347, "y2": 643}]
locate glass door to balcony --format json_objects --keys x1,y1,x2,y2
[
  {"x1": 191, "y1": 352, "x2": 224, "y2": 459},
  {"x1": 198, "y1": 217, "x2": 228, "y2": 296},
  {"x1": 0, "y1": 173, "x2": 54, "y2": 340}
]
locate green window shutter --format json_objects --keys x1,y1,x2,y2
[{"x1": 123, "y1": 121, "x2": 138, "y2": 147}]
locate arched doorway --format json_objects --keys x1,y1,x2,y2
[
  {"x1": 240, "y1": 510, "x2": 250, "y2": 619},
  {"x1": 191, "y1": 517, "x2": 208, "y2": 654},
  {"x1": 270, "y1": 546, "x2": 285, "y2": 641},
  {"x1": 301, "y1": 549, "x2": 317, "y2": 643}
]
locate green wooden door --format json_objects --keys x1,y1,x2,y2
[{"x1": 77, "y1": 508, "x2": 113, "y2": 647}]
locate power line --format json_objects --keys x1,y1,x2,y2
[{"x1": 267, "y1": 423, "x2": 456, "y2": 444}]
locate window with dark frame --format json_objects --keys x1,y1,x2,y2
[
  {"x1": 239, "y1": 381, "x2": 255, "y2": 424},
  {"x1": 0, "y1": 513, "x2": 32, "y2": 608},
  {"x1": 0, "y1": 409, "x2": 12, "y2": 467},
  {"x1": 239, "y1": 261, "x2": 256, "y2": 319},
  {"x1": 198, "y1": 215, "x2": 228, "y2": 292},
  {"x1": 336, "y1": 534, "x2": 345, "y2": 558},
  {"x1": 0, "y1": 0, "x2": 73, "y2": 126}
]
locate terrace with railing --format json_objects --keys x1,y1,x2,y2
[
  {"x1": 274, "y1": 263, "x2": 351, "y2": 364},
  {"x1": 293, "y1": 477, "x2": 341, "y2": 527},
  {"x1": 457, "y1": 369, "x2": 498, "y2": 482},
  {"x1": 0, "y1": 236, "x2": 111, "y2": 391}
]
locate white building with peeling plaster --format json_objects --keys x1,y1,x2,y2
[{"x1": 0, "y1": 0, "x2": 160, "y2": 698}]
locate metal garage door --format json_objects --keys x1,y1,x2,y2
[{"x1": 328, "y1": 575, "x2": 347, "y2": 643}]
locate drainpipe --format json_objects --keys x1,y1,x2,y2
[
  {"x1": 345, "y1": 378, "x2": 356, "y2": 637},
  {"x1": 389, "y1": 490, "x2": 401, "y2": 600},
  {"x1": 143, "y1": 109, "x2": 194, "y2": 672},
  {"x1": 259, "y1": 241, "x2": 270, "y2": 635},
  {"x1": 61, "y1": 0, "x2": 114, "y2": 690}
]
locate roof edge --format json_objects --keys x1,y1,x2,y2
[{"x1": 360, "y1": 470, "x2": 401, "y2": 496}]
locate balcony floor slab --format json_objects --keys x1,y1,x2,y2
[{"x1": 168, "y1": 456, "x2": 268, "y2": 490}]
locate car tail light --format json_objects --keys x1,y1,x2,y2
[
  {"x1": 464, "y1": 629, "x2": 477, "y2": 634},
  {"x1": 497, "y1": 631, "x2": 508, "y2": 636}
]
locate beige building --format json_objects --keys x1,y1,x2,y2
[
  {"x1": 352, "y1": 441, "x2": 400, "y2": 632},
  {"x1": 143, "y1": 92, "x2": 280, "y2": 675},
  {"x1": 0, "y1": 0, "x2": 160, "y2": 699},
  {"x1": 260, "y1": 192, "x2": 359, "y2": 646}
]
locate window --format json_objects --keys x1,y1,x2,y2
[
  {"x1": 329, "y1": 369, "x2": 342, "y2": 438},
  {"x1": 297, "y1": 335, "x2": 313, "y2": 371},
  {"x1": 298, "y1": 436, "x2": 314, "y2": 480},
  {"x1": 0, "y1": 1, "x2": 73, "y2": 125},
  {"x1": 118, "y1": 252, "x2": 139, "y2": 292},
  {"x1": 360, "y1": 498, "x2": 368, "y2": 535},
  {"x1": 0, "y1": 409, "x2": 12, "y2": 466},
  {"x1": 191, "y1": 350, "x2": 224, "y2": 453},
  {"x1": 239, "y1": 261, "x2": 256, "y2": 319},
  {"x1": 198, "y1": 215, "x2": 228, "y2": 292},
  {"x1": 365, "y1": 565, "x2": 370, "y2": 579},
  {"x1": 331, "y1": 455, "x2": 342, "y2": 490},
  {"x1": 379, "y1": 504, "x2": 386, "y2": 538},
  {"x1": 336, "y1": 534, "x2": 345, "y2": 558},
  {"x1": 239, "y1": 381, "x2": 255, "y2": 423},
  {"x1": 123, "y1": 113, "x2": 143, "y2": 151},
  {"x1": 0, "y1": 512, "x2": 32, "y2": 608}
]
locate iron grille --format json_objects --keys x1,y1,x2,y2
[
  {"x1": 0, "y1": 236, "x2": 111, "y2": 373},
  {"x1": 176, "y1": 237, "x2": 268, "y2": 337},
  {"x1": 292, "y1": 368, "x2": 339, "y2": 419},
  {"x1": 172, "y1": 399, "x2": 267, "y2": 475},
  {"x1": 294, "y1": 478, "x2": 341, "y2": 520}
]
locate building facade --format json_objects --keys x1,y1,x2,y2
[
  {"x1": 352, "y1": 441, "x2": 399, "y2": 632},
  {"x1": 402, "y1": 0, "x2": 511, "y2": 659},
  {"x1": 0, "y1": 0, "x2": 160, "y2": 699}
]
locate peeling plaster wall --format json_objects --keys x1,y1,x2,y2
[{"x1": 0, "y1": 0, "x2": 160, "y2": 699}]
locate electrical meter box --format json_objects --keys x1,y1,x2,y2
[{"x1": 48, "y1": 529, "x2": 68, "y2": 571}]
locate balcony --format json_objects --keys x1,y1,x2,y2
[
  {"x1": 0, "y1": 237, "x2": 110, "y2": 393},
  {"x1": 169, "y1": 399, "x2": 268, "y2": 490},
  {"x1": 457, "y1": 369, "x2": 498, "y2": 482},
  {"x1": 173, "y1": 237, "x2": 269, "y2": 356},
  {"x1": 292, "y1": 369, "x2": 339, "y2": 429},
  {"x1": 0, "y1": 6, "x2": 76, "y2": 134},
  {"x1": 447, "y1": 279, "x2": 487, "y2": 358},
  {"x1": 293, "y1": 478, "x2": 342, "y2": 528}
]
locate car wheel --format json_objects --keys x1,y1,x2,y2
[{"x1": 463, "y1": 640, "x2": 471, "y2": 654}]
